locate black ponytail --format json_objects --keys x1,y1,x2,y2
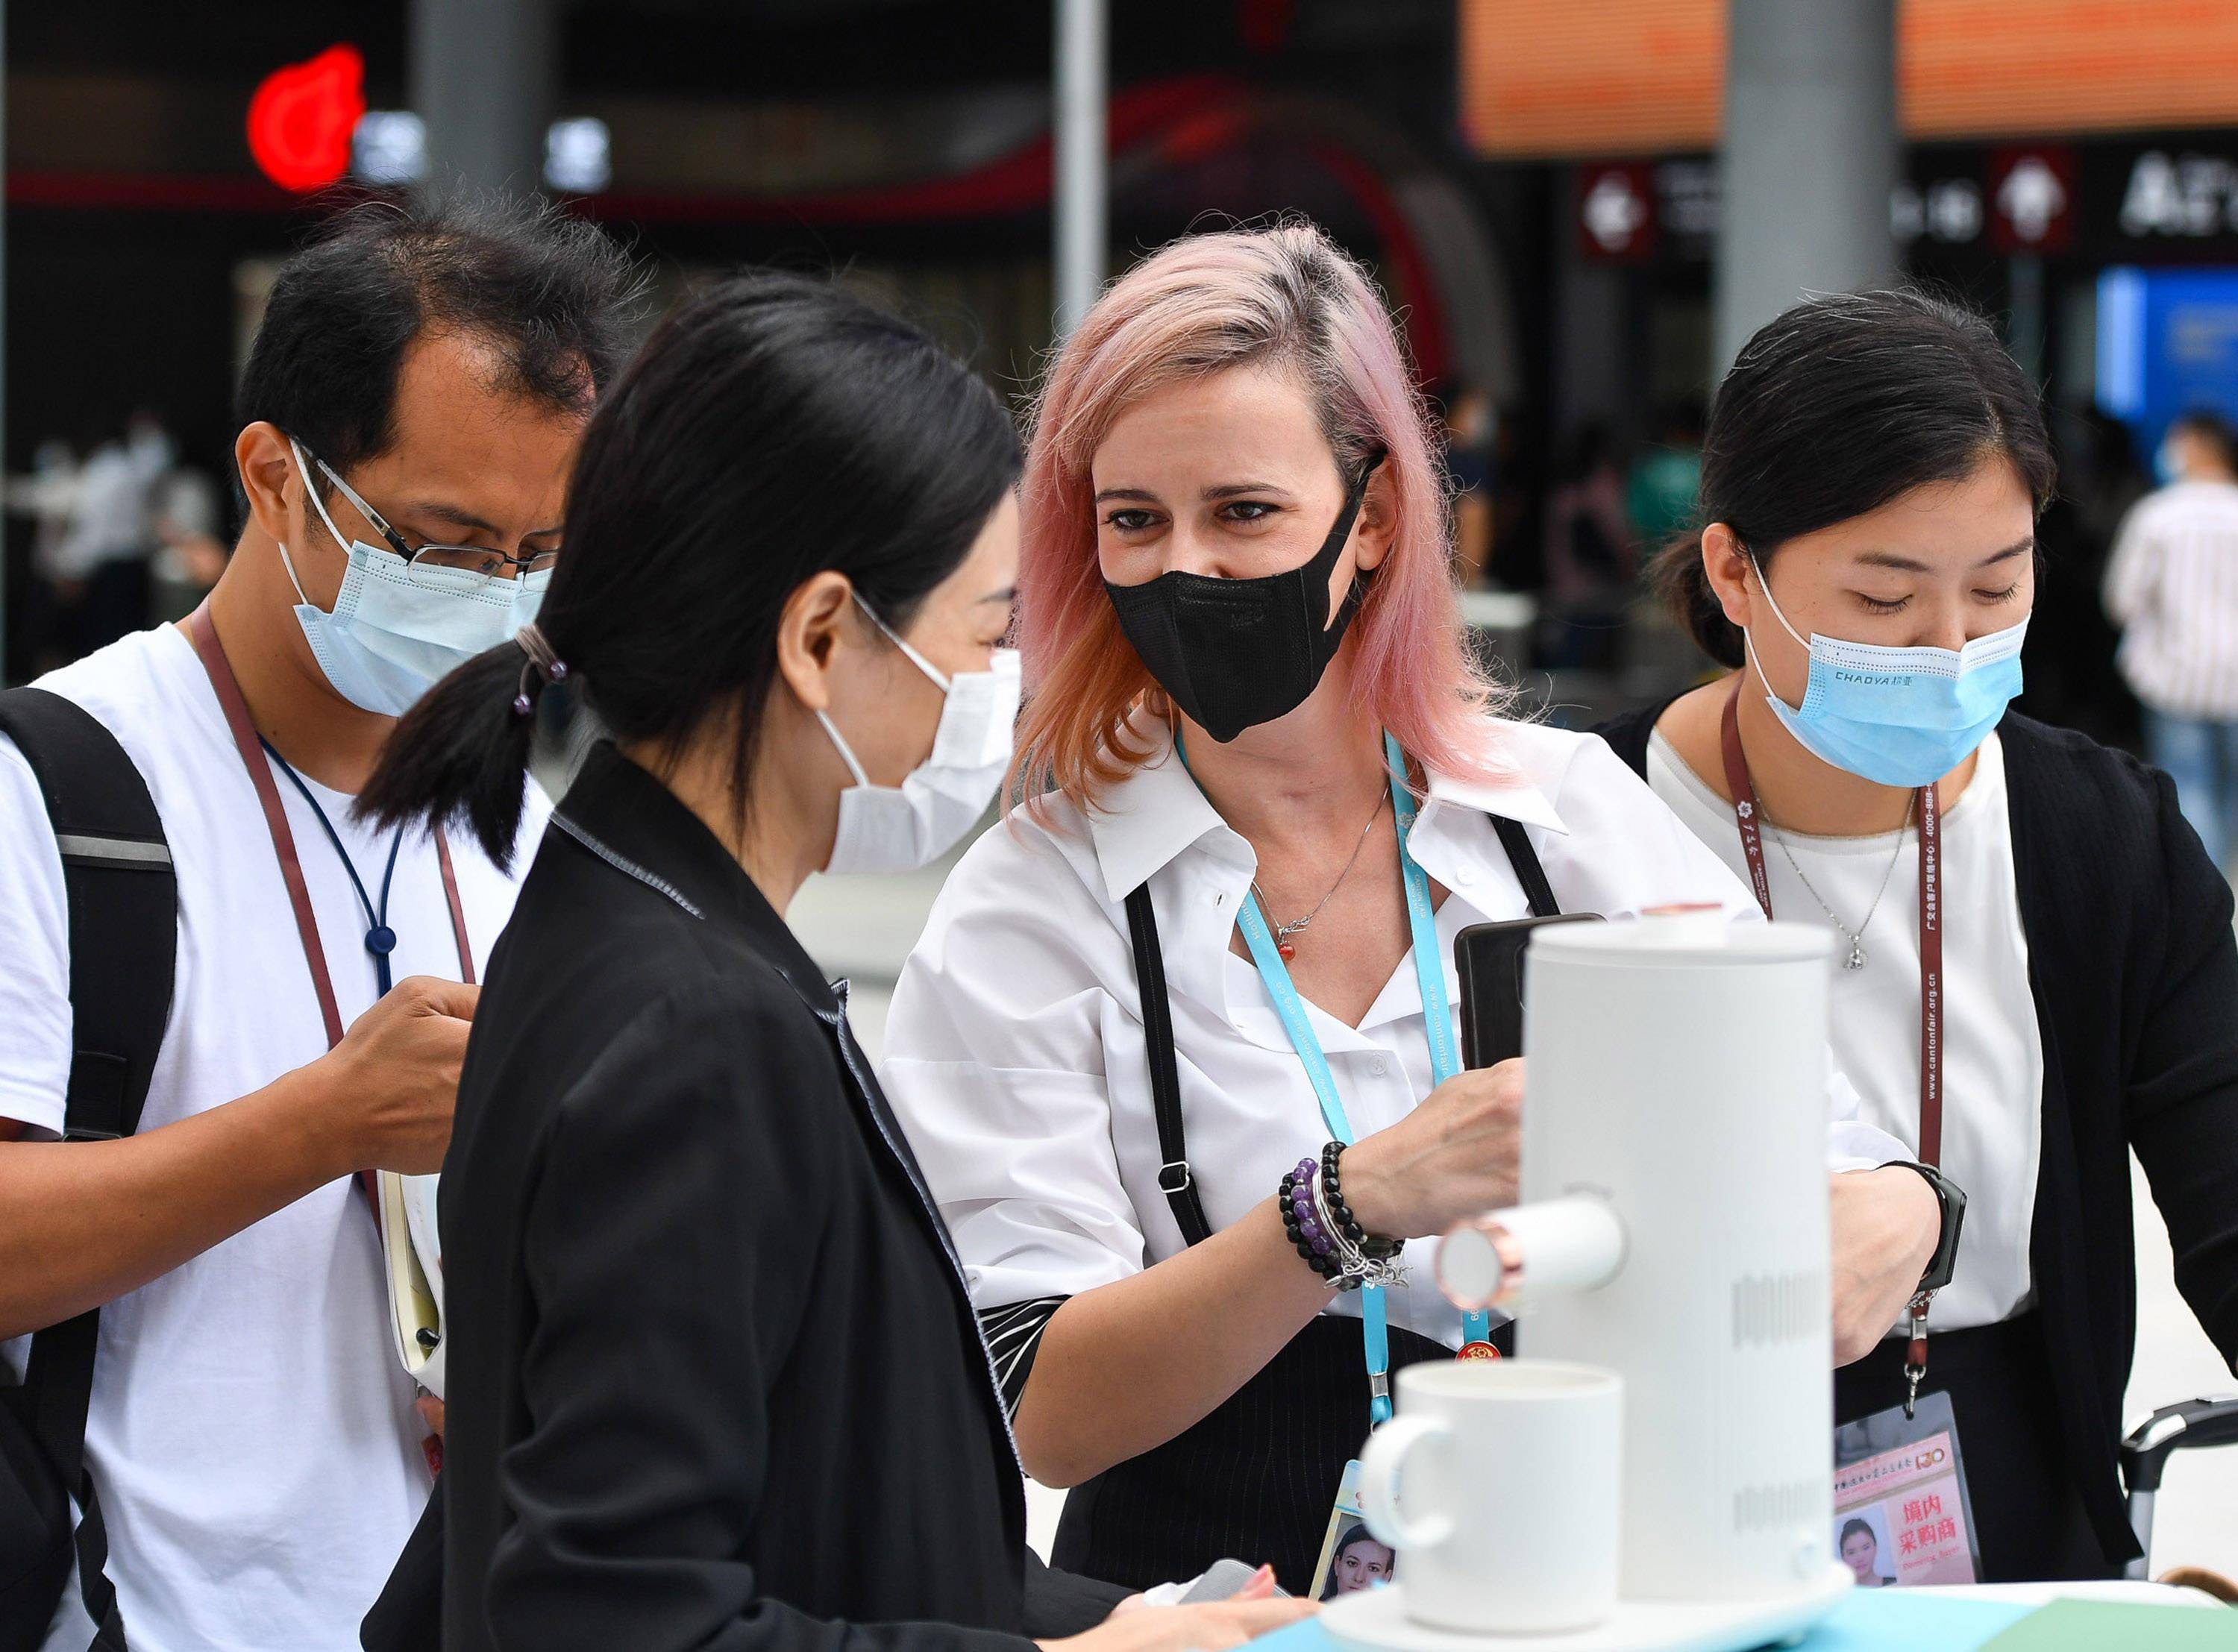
[
  {"x1": 360, "y1": 641, "x2": 544, "y2": 868},
  {"x1": 1649, "y1": 286, "x2": 2057, "y2": 668},
  {"x1": 358, "y1": 271, "x2": 1023, "y2": 864}
]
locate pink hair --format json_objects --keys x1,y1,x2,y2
[{"x1": 1012, "y1": 219, "x2": 1510, "y2": 812}]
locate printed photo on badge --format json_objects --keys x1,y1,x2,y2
[
  {"x1": 1311, "y1": 1460, "x2": 1398, "y2": 1600},
  {"x1": 1831, "y1": 1391, "x2": 1982, "y2": 1587}
]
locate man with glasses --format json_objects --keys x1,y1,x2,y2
[{"x1": 0, "y1": 198, "x2": 636, "y2": 1651}]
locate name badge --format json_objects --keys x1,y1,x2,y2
[
  {"x1": 1832, "y1": 1392, "x2": 1982, "y2": 1588},
  {"x1": 1311, "y1": 1459, "x2": 1399, "y2": 1602}
]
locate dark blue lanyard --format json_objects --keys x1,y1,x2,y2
[{"x1": 260, "y1": 739, "x2": 407, "y2": 996}]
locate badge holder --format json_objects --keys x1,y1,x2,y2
[
  {"x1": 1832, "y1": 1392, "x2": 1983, "y2": 1588},
  {"x1": 1311, "y1": 1461, "x2": 1400, "y2": 1602}
]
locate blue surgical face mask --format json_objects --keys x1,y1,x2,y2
[
  {"x1": 1743, "y1": 551, "x2": 2027, "y2": 788},
  {"x1": 281, "y1": 439, "x2": 548, "y2": 716}
]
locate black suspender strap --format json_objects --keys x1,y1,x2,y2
[
  {"x1": 1492, "y1": 815, "x2": 1560, "y2": 919},
  {"x1": 1124, "y1": 884, "x2": 1214, "y2": 1247},
  {"x1": 1124, "y1": 813, "x2": 1558, "y2": 1251},
  {"x1": 0, "y1": 686, "x2": 177, "y2": 1652}
]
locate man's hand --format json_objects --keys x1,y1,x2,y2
[{"x1": 307, "y1": 977, "x2": 479, "y2": 1177}]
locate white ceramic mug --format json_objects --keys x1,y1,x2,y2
[{"x1": 1356, "y1": 1359, "x2": 1622, "y2": 1633}]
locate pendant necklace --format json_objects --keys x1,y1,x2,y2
[
  {"x1": 1763, "y1": 795, "x2": 1913, "y2": 970},
  {"x1": 1253, "y1": 788, "x2": 1388, "y2": 961}
]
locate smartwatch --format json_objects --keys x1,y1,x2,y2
[{"x1": 1895, "y1": 1161, "x2": 1967, "y2": 1295}]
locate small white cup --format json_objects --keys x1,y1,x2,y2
[{"x1": 1357, "y1": 1359, "x2": 1622, "y2": 1634}]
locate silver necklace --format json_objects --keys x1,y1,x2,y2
[
  {"x1": 1762, "y1": 795, "x2": 1913, "y2": 971},
  {"x1": 1253, "y1": 788, "x2": 1388, "y2": 955}
]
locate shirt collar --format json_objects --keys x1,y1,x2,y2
[
  {"x1": 1083, "y1": 719, "x2": 1567, "y2": 904},
  {"x1": 1420, "y1": 760, "x2": 1569, "y2": 837},
  {"x1": 1084, "y1": 727, "x2": 1242, "y2": 905}
]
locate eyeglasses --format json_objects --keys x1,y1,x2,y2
[{"x1": 301, "y1": 445, "x2": 559, "y2": 588}]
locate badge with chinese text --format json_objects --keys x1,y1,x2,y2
[{"x1": 1832, "y1": 1392, "x2": 1981, "y2": 1586}]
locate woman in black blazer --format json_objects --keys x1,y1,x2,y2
[
  {"x1": 355, "y1": 276, "x2": 1309, "y2": 1652},
  {"x1": 1594, "y1": 288, "x2": 2238, "y2": 1583}
]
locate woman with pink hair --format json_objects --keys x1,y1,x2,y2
[{"x1": 882, "y1": 222, "x2": 1933, "y2": 1594}]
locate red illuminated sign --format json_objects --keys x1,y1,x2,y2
[
  {"x1": 1990, "y1": 145, "x2": 2078, "y2": 253},
  {"x1": 248, "y1": 45, "x2": 366, "y2": 193},
  {"x1": 1576, "y1": 163, "x2": 1658, "y2": 263}
]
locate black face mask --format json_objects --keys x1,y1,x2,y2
[{"x1": 1104, "y1": 450, "x2": 1386, "y2": 742}]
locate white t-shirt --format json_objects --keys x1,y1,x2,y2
[
  {"x1": 883, "y1": 717, "x2": 1905, "y2": 1359},
  {"x1": 0, "y1": 624, "x2": 545, "y2": 1652},
  {"x1": 1646, "y1": 729, "x2": 2043, "y2": 1334}
]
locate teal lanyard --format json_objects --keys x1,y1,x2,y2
[{"x1": 1200, "y1": 731, "x2": 1490, "y2": 1425}]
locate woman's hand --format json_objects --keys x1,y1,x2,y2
[
  {"x1": 1043, "y1": 1594, "x2": 1314, "y2": 1652},
  {"x1": 1828, "y1": 1166, "x2": 1942, "y2": 1366},
  {"x1": 1111, "y1": 1566, "x2": 1282, "y2": 1613},
  {"x1": 1341, "y1": 1059, "x2": 1525, "y2": 1240}
]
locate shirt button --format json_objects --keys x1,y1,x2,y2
[
  {"x1": 1370, "y1": 1058, "x2": 1390, "y2": 1077},
  {"x1": 1455, "y1": 866, "x2": 1477, "y2": 885}
]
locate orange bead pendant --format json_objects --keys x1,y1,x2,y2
[{"x1": 1277, "y1": 941, "x2": 1296, "y2": 961}]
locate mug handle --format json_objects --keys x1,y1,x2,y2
[{"x1": 1358, "y1": 1415, "x2": 1455, "y2": 1551}]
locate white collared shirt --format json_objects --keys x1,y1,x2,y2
[{"x1": 883, "y1": 717, "x2": 1905, "y2": 1366}]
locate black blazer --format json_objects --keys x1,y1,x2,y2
[
  {"x1": 1598, "y1": 701, "x2": 2238, "y2": 1566},
  {"x1": 392, "y1": 744, "x2": 1118, "y2": 1652}
]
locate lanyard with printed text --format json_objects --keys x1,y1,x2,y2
[
  {"x1": 181, "y1": 606, "x2": 475, "y2": 1206},
  {"x1": 1226, "y1": 732, "x2": 1484, "y2": 1425},
  {"x1": 1720, "y1": 685, "x2": 1943, "y2": 1410}
]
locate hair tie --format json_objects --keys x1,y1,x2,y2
[{"x1": 513, "y1": 623, "x2": 570, "y2": 718}]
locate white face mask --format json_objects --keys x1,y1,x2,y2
[
  {"x1": 281, "y1": 439, "x2": 548, "y2": 716},
  {"x1": 815, "y1": 594, "x2": 1021, "y2": 876}
]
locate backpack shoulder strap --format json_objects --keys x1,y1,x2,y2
[
  {"x1": 0, "y1": 688, "x2": 176, "y2": 1144},
  {"x1": 0, "y1": 685, "x2": 177, "y2": 1652},
  {"x1": 1123, "y1": 884, "x2": 1214, "y2": 1247}
]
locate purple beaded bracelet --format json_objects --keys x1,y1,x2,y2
[{"x1": 1279, "y1": 1156, "x2": 1342, "y2": 1283}]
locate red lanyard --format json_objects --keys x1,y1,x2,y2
[
  {"x1": 1718, "y1": 685, "x2": 1944, "y2": 1403},
  {"x1": 181, "y1": 606, "x2": 475, "y2": 1204}
]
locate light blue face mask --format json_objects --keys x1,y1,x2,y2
[
  {"x1": 282, "y1": 439, "x2": 548, "y2": 716},
  {"x1": 1744, "y1": 552, "x2": 2028, "y2": 788}
]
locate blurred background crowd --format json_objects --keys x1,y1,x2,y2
[{"x1": 13, "y1": 0, "x2": 2238, "y2": 762}]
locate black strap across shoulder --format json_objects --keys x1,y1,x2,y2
[
  {"x1": 1124, "y1": 884, "x2": 1214, "y2": 1247},
  {"x1": 1493, "y1": 816, "x2": 1560, "y2": 920},
  {"x1": 1123, "y1": 814, "x2": 1558, "y2": 1249},
  {"x1": 0, "y1": 687, "x2": 177, "y2": 1652}
]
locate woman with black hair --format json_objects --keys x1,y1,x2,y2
[
  {"x1": 353, "y1": 274, "x2": 1310, "y2": 1652},
  {"x1": 1596, "y1": 287, "x2": 2238, "y2": 1583}
]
